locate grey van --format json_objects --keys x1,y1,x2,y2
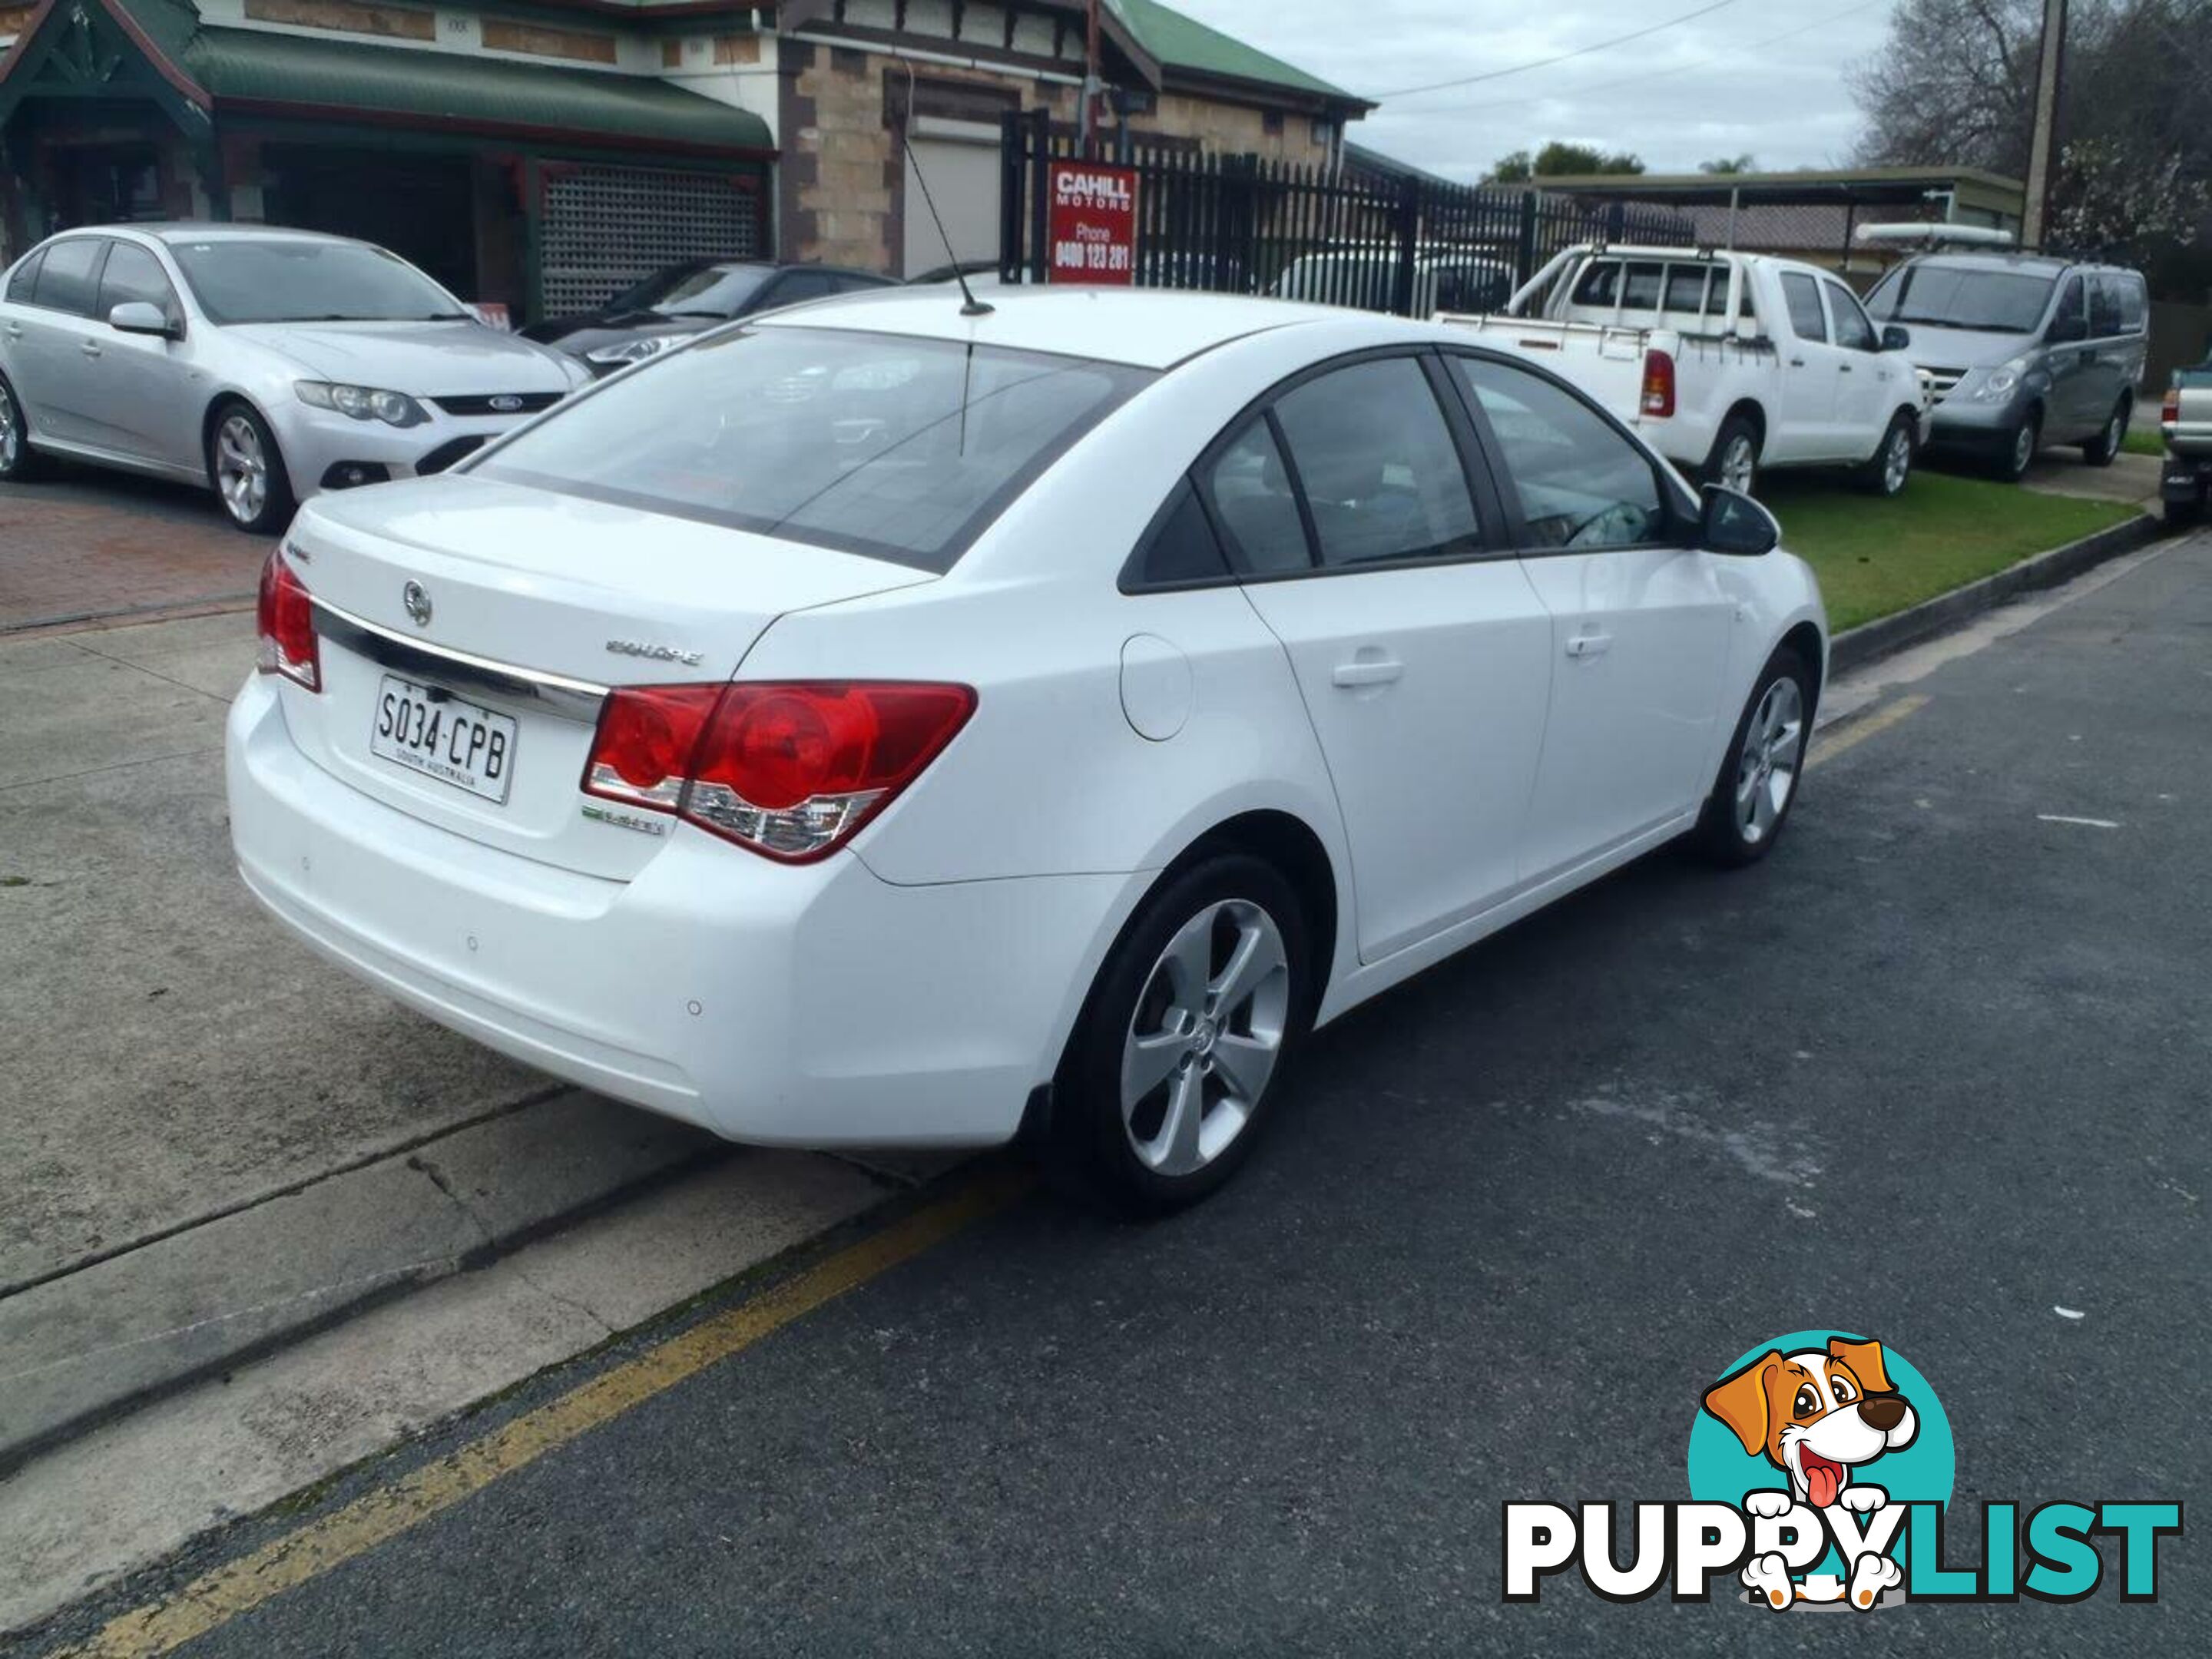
[{"x1": 1863, "y1": 252, "x2": 2149, "y2": 482}]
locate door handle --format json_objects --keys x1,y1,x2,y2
[
  {"x1": 3, "y1": 323, "x2": 22, "y2": 339},
  {"x1": 78, "y1": 340, "x2": 102, "y2": 359},
  {"x1": 1331, "y1": 658, "x2": 1404, "y2": 689},
  {"x1": 1789, "y1": 357, "x2": 1806, "y2": 367},
  {"x1": 1839, "y1": 363, "x2": 1855, "y2": 373},
  {"x1": 1565, "y1": 632, "x2": 1614, "y2": 659}
]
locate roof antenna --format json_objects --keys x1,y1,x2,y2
[{"x1": 901, "y1": 63, "x2": 993, "y2": 317}]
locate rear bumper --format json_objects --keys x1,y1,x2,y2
[
  {"x1": 2162, "y1": 447, "x2": 2212, "y2": 502},
  {"x1": 226, "y1": 675, "x2": 1128, "y2": 1147}
]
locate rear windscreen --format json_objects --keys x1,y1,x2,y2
[{"x1": 475, "y1": 326, "x2": 1153, "y2": 571}]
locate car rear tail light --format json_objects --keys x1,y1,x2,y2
[
  {"x1": 255, "y1": 548, "x2": 320, "y2": 691},
  {"x1": 582, "y1": 681, "x2": 977, "y2": 863},
  {"x1": 1641, "y1": 349, "x2": 1677, "y2": 419},
  {"x1": 2164, "y1": 387, "x2": 2182, "y2": 425}
]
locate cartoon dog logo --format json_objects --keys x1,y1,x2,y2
[{"x1": 1700, "y1": 1336, "x2": 1919, "y2": 1610}]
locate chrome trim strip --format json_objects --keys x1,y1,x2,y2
[{"x1": 310, "y1": 598, "x2": 609, "y2": 724}]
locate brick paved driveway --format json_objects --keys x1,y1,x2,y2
[{"x1": 0, "y1": 465, "x2": 265, "y2": 634}]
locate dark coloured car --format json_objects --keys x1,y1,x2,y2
[{"x1": 525, "y1": 260, "x2": 895, "y2": 374}]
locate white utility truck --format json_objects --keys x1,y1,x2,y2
[{"x1": 1440, "y1": 243, "x2": 1930, "y2": 497}]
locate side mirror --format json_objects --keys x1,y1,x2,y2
[
  {"x1": 2047, "y1": 316, "x2": 2088, "y2": 345},
  {"x1": 1882, "y1": 324, "x2": 1912, "y2": 351},
  {"x1": 1700, "y1": 484, "x2": 1780, "y2": 558},
  {"x1": 109, "y1": 300, "x2": 178, "y2": 339}
]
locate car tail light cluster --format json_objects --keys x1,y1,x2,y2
[
  {"x1": 583, "y1": 681, "x2": 976, "y2": 863},
  {"x1": 2164, "y1": 387, "x2": 2182, "y2": 426},
  {"x1": 256, "y1": 549, "x2": 320, "y2": 691},
  {"x1": 1641, "y1": 349, "x2": 1677, "y2": 420}
]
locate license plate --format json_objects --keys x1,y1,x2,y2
[{"x1": 369, "y1": 674, "x2": 517, "y2": 804}]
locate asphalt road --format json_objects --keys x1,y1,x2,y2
[{"x1": 34, "y1": 535, "x2": 2210, "y2": 1657}]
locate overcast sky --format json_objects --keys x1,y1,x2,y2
[{"x1": 1165, "y1": 0, "x2": 1900, "y2": 179}]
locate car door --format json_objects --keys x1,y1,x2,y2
[
  {"x1": 2044, "y1": 275, "x2": 2098, "y2": 439},
  {"x1": 5, "y1": 236, "x2": 108, "y2": 445},
  {"x1": 1772, "y1": 270, "x2": 1843, "y2": 462},
  {"x1": 75, "y1": 239, "x2": 199, "y2": 471},
  {"x1": 1208, "y1": 352, "x2": 1555, "y2": 963},
  {"x1": 1822, "y1": 276, "x2": 1897, "y2": 459},
  {"x1": 1445, "y1": 353, "x2": 1735, "y2": 882},
  {"x1": 2081, "y1": 274, "x2": 2135, "y2": 435}
]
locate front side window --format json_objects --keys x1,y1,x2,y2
[
  {"x1": 2051, "y1": 275, "x2": 2085, "y2": 328},
  {"x1": 1780, "y1": 273, "x2": 1828, "y2": 343},
  {"x1": 170, "y1": 238, "x2": 468, "y2": 324},
  {"x1": 97, "y1": 242, "x2": 179, "y2": 322},
  {"x1": 1824, "y1": 280, "x2": 1879, "y2": 352},
  {"x1": 1451, "y1": 356, "x2": 1669, "y2": 551},
  {"x1": 31, "y1": 238, "x2": 104, "y2": 316},
  {"x1": 477, "y1": 326, "x2": 1152, "y2": 572},
  {"x1": 1270, "y1": 356, "x2": 1485, "y2": 569}
]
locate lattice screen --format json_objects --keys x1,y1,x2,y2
[{"x1": 539, "y1": 166, "x2": 763, "y2": 316}]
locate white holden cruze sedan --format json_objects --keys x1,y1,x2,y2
[{"x1": 227, "y1": 287, "x2": 1826, "y2": 1213}]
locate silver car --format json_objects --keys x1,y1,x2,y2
[{"x1": 0, "y1": 224, "x2": 587, "y2": 532}]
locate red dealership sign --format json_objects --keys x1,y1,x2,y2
[{"x1": 1046, "y1": 161, "x2": 1140, "y2": 285}]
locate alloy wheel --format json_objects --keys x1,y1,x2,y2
[
  {"x1": 1883, "y1": 426, "x2": 1912, "y2": 494},
  {"x1": 2012, "y1": 422, "x2": 2037, "y2": 478},
  {"x1": 1735, "y1": 677, "x2": 1805, "y2": 846},
  {"x1": 1120, "y1": 899, "x2": 1290, "y2": 1177},
  {"x1": 1720, "y1": 435, "x2": 1757, "y2": 495},
  {"x1": 216, "y1": 413, "x2": 270, "y2": 525},
  {"x1": 0, "y1": 382, "x2": 19, "y2": 474}
]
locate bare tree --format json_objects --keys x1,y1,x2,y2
[{"x1": 1850, "y1": 0, "x2": 2211, "y2": 275}]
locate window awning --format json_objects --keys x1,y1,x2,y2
[{"x1": 2, "y1": 0, "x2": 775, "y2": 158}]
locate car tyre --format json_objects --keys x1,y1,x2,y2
[
  {"x1": 2167, "y1": 489, "x2": 2206, "y2": 530},
  {"x1": 0, "y1": 371, "x2": 43, "y2": 482},
  {"x1": 1703, "y1": 414, "x2": 1761, "y2": 497},
  {"x1": 2080, "y1": 398, "x2": 2130, "y2": 467},
  {"x1": 1856, "y1": 412, "x2": 1917, "y2": 497},
  {"x1": 1045, "y1": 853, "x2": 1313, "y2": 1217},
  {"x1": 207, "y1": 400, "x2": 296, "y2": 535},
  {"x1": 1997, "y1": 411, "x2": 2041, "y2": 483},
  {"x1": 1696, "y1": 647, "x2": 1814, "y2": 869}
]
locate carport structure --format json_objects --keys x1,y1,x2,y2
[
  {"x1": 1532, "y1": 166, "x2": 2028, "y2": 283},
  {"x1": 0, "y1": 0, "x2": 776, "y2": 322}
]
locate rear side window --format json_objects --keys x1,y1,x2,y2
[
  {"x1": 1664, "y1": 266, "x2": 1710, "y2": 314},
  {"x1": 1451, "y1": 356, "x2": 1668, "y2": 551},
  {"x1": 5, "y1": 248, "x2": 43, "y2": 303},
  {"x1": 1200, "y1": 418, "x2": 1311, "y2": 576},
  {"x1": 478, "y1": 327, "x2": 1152, "y2": 572},
  {"x1": 2115, "y1": 273, "x2": 2147, "y2": 333},
  {"x1": 31, "y1": 238, "x2": 104, "y2": 316},
  {"x1": 1129, "y1": 478, "x2": 1230, "y2": 587},
  {"x1": 1270, "y1": 356, "x2": 1486, "y2": 569},
  {"x1": 1620, "y1": 263, "x2": 1665, "y2": 310},
  {"x1": 1780, "y1": 273, "x2": 1827, "y2": 343},
  {"x1": 2088, "y1": 274, "x2": 2124, "y2": 338},
  {"x1": 1571, "y1": 260, "x2": 1621, "y2": 307}
]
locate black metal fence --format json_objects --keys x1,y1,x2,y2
[{"x1": 998, "y1": 110, "x2": 1695, "y2": 315}]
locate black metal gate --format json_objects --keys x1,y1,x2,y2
[{"x1": 998, "y1": 109, "x2": 1694, "y2": 313}]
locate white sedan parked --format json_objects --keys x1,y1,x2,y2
[{"x1": 226, "y1": 289, "x2": 1827, "y2": 1212}]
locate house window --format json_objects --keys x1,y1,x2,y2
[
  {"x1": 1310, "y1": 118, "x2": 1335, "y2": 147},
  {"x1": 1263, "y1": 110, "x2": 1284, "y2": 135}
]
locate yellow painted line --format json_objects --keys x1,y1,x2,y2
[
  {"x1": 58, "y1": 1167, "x2": 1035, "y2": 1659},
  {"x1": 1806, "y1": 694, "x2": 1929, "y2": 771}
]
